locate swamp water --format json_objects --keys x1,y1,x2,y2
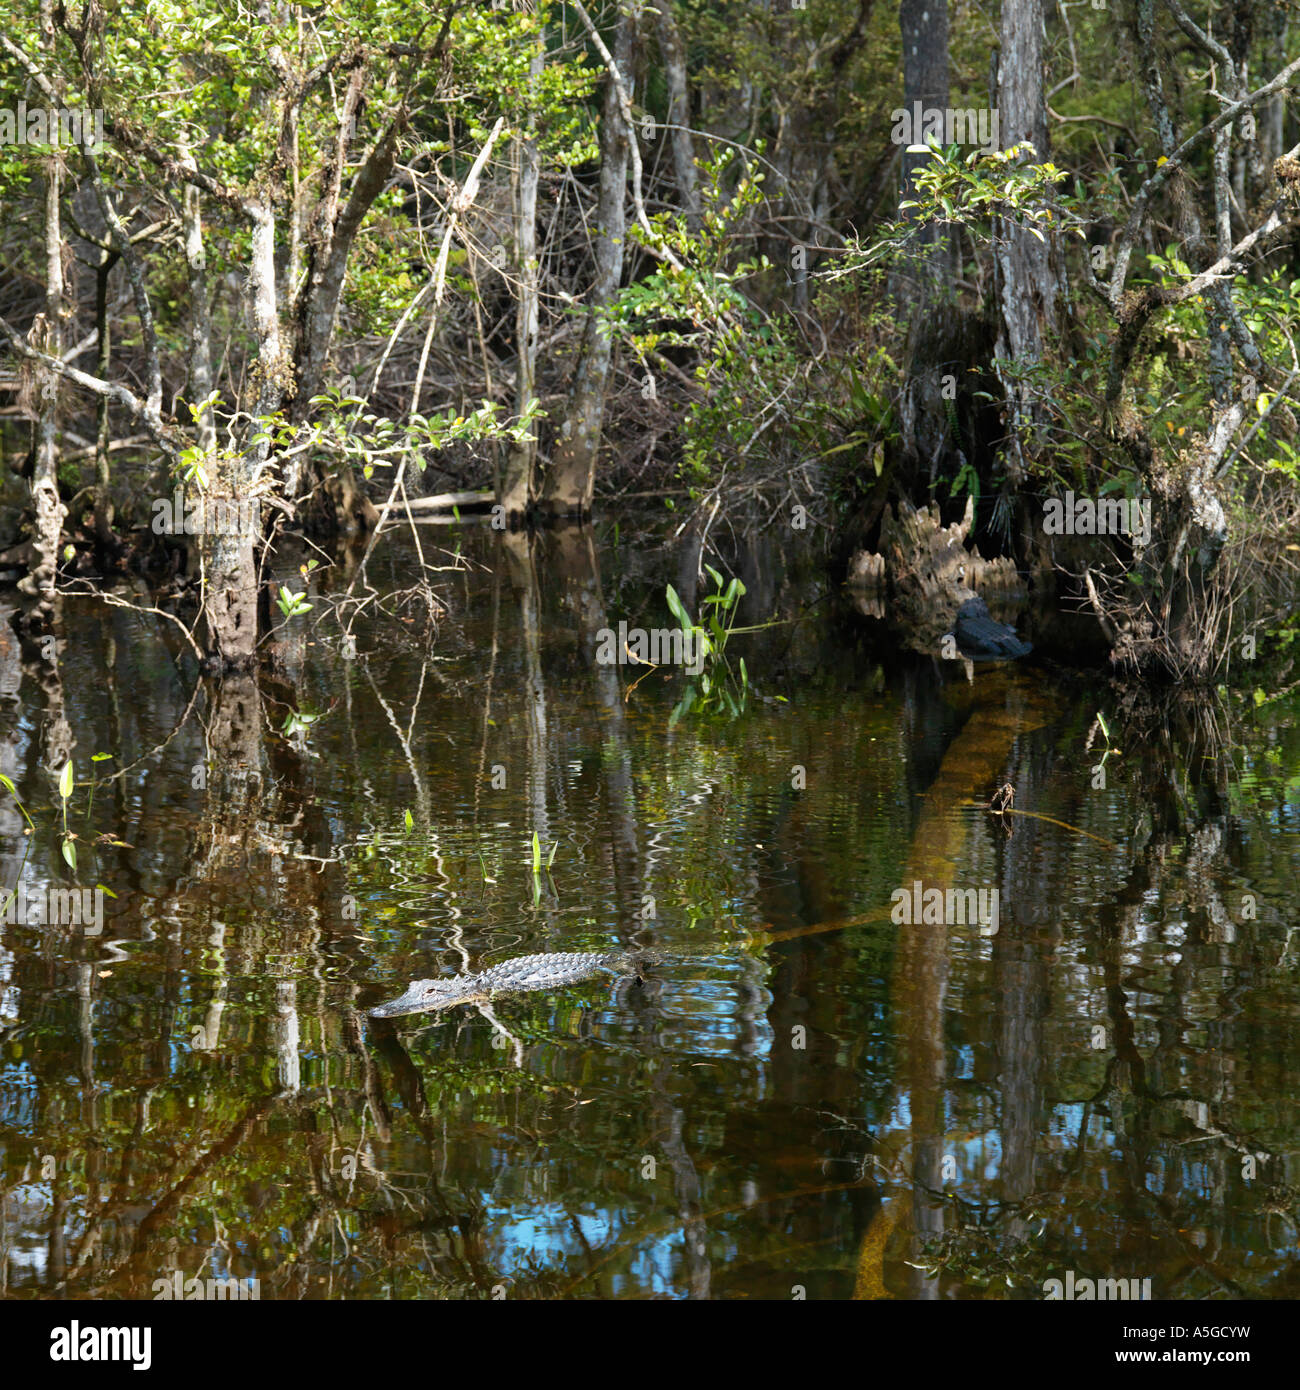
[{"x1": 1, "y1": 513, "x2": 1297, "y2": 1299}]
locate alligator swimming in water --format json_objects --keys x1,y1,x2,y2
[{"x1": 369, "y1": 950, "x2": 645, "y2": 1019}]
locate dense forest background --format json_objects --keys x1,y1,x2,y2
[{"x1": 0, "y1": 0, "x2": 1297, "y2": 680}]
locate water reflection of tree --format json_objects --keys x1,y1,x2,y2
[{"x1": 904, "y1": 685, "x2": 1300, "y2": 1298}]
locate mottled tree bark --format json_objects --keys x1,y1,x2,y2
[
  {"x1": 896, "y1": 0, "x2": 951, "y2": 299},
  {"x1": 655, "y1": 1, "x2": 699, "y2": 228},
  {"x1": 993, "y1": 0, "x2": 1064, "y2": 481},
  {"x1": 541, "y1": 2, "x2": 639, "y2": 518},
  {"x1": 501, "y1": 14, "x2": 545, "y2": 519},
  {"x1": 180, "y1": 139, "x2": 218, "y2": 456},
  {"x1": 18, "y1": 157, "x2": 68, "y2": 626},
  {"x1": 201, "y1": 203, "x2": 278, "y2": 671}
]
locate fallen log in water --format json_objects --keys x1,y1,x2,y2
[{"x1": 397, "y1": 490, "x2": 495, "y2": 513}]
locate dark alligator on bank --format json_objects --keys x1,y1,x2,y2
[
  {"x1": 951, "y1": 592, "x2": 1033, "y2": 661},
  {"x1": 369, "y1": 950, "x2": 646, "y2": 1019}
]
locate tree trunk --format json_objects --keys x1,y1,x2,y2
[
  {"x1": 894, "y1": 0, "x2": 957, "y2": 476},
  {"x1": 288, "y1": 86, "x2": 402, "y2": 527},
  {"x1": 540, "y1": 2, "x2": 639, "y2": 518},
  {"x1": 201, "y1": 203, "x2": 277, "y2": 670},
  {"x1": 91, "y1": 249, "x2": 121, "y2": 559},
  {"x1": 1259, "y1": 3, "x2": 1286, "y2": 170},
  {"x1": 655, "y1": 1, "x2": 699, "y2": 228},
  {"x1": 993, "y1": 0, "x2": 1064, "y2": 481},
  {"x1": 501, "y1": 16, "x2": 545, "y2": 519},
  {"x1": 896, "y1": 0, "x2": 951, "y2": 301},
  {"x1": 18, "y1": 157, "x2": 68, "y2": 628},
  {"x1": 180, "y1": 141, "x2": 218, "y2": 456},
  {"x1": 289, "y1": 66, "x2": 370, "y2": 428}
]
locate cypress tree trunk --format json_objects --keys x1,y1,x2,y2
[
  {"x1": 540, "y1": 2, "x2": 639, "y2": 518},
  {"x1": 501, "y1": 14, "x2": 545, "y2": 520},
  {"x1": 91, "y1": 248, "x2": 121, "y2": 559},
  {"x1": 896, "y1": 0, "x2": 951, "y2": 301},
  {"x1": 655, "y1": 1, "x2": 699, "y2": 229},
  {"x1": 18, "y1": 154, "x2": 68, "y2": 628},
  {"x1": 993, "y1": 0, "x2": 1064, "y2": 481},
  {"x1": 181, "y1": 141, "x2": 218, "y2": 457},
  {"x1": 201, "y1": 203, "x2": 277, "y2": 670},
  {"x1": 894, "y1": 0, "x2": 957, "y2": 476},
  {"x1": 18, "y1": 4, "x2": 67, "y2": 626}
]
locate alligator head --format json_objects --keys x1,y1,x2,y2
[{"x1": 369, "y1": 977, "x2": 467, "y2": 1018}]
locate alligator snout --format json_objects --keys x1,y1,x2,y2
[{"x1": 369, "y1": 979, "x2": 446, "y2": 1018}]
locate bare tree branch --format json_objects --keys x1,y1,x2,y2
[
  {"x1": 0, "y1": 315, "x2": 179, "y2": 461},
  {"x1": 1109, "y1": 52, "x2": 1300, "y2": 307}
]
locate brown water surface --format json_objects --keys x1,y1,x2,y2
[{"x1": 1, "y1": 516, "x2": 1297, "y2": 1299}]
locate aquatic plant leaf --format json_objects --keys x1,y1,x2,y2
[{"x1": 665, "y1": 584, "x2": 692, "y2": 629}]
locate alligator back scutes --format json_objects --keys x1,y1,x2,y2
[
  {"x1": 369, "y1": 951, "x2": 632, "y2": 1018},
  {"x1": 474, "y1": 951, "x2": 616, "y2": 991}
]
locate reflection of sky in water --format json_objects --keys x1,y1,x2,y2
[
  {"x1": 482, "y1": 1202, "x2": 718, "y2": 1298},
  {"x1": 649, "y1": 959, "x2": 774, "y2": 1059}
]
